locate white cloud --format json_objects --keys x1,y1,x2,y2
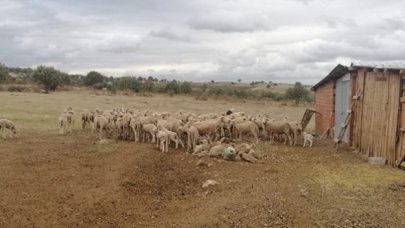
[{"x1": 1, "y1": 0, "x2": 405, "y2": 84}]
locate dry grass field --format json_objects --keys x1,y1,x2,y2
[{"x1": 1, "y1": 91, "x2": 405, "y2": 227}]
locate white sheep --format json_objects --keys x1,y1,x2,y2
[
  {"x1": 156, "y1": 130, "x2": 169, "y2": 153},
  {"x1": 0, "y1": 119, "x2": 17, "y2": 139},
  {"x1": 142, "y1": 124, "x2": 157, "y2": 143},
  {"x1": 58, "y1": 114, "x2": 68, "y2": 135},
  {"x1": 94, "y1": 115, "x2": 112, "y2": 139},
  {"x1": 158, "y1": 126, "x2": 184, "y2": 149},
  {"x1": 193, "y1": 139, "x2": 210, "y2": 155},
  {"x1": 303, "y1": 132, "x2": 314, "y2": 147}
]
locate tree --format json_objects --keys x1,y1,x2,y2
[
  {"x1": 118, "y1": 77, "x2": 142, "y2": 92},
  {"x1": 143, "y1": 80, "x2": 155, "y2": 92},
  {"x1": 165, "y1": 80, "x2": 180, "y2": 94},
  {"x1": 180, "y1": 82, "x2": 192, "y2": 94},
  {"x1": 33, "y1": 66, "x2": 63, "y2": 92},
  {"x1": 285, "y1": 82, "x2": 310, "y2": 105},
  {"x1": 238, "y1": 79, "x2": 242, "y2": 83},
  {"x1": 0, "y1": 63, "x2": 11, "y2": 83},
  {"x1": 210, "y1": 80, "x2": 215, "y2": 83},
  {"x1": 59, "y1": 72, "x2": 72, "y2": 85},
  {"x1": 84, "y1": 71, "x2": 104, "y2": 86},
  {"x1": 201, "y1": 84, "x2": 208, "y2": 92}
]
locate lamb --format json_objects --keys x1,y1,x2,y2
[
  {"x1": 158, "y1": 126, "x2": 184, "y2": 149},
  {"x1": 0, "y1": 119, "x2": 17, "y2": 139},
  {"x1": 155, "y1": 130, "x2": 169, "y2": 153},
  {"x1": 142, "y1": 123, "x2": 157, "y2": 143},
  {"x1": 303, "y1": 132, "x2": 314, "y2": 147},
  {"x1": 58, "y1": 114, "x2": 68, "y2": 135}
]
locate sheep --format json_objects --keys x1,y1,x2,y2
[
  {"x1": 142, "y1": 124, "x2": 157, "y2": 143},
  {"x1": 288, "y1": 122, "x2": 303, "y2": 146},
  {"x1": 193, "y1": 139, "x2": 210, "y2": 155},
  {"x1": 193, "y1": 116, "x2": 225, "y2": 141},
  {"x1": 0, "y1": 119, "x2": 17, "y2": 139},
  {"x1": 155, "y1": 130, "x2": 169, "y2": 153},
  {"x1": 303, "y1": 132, "x2": 314, "y2": 147},
  {"x1": 209, "y1": 143, "x2": 229, "y2": 157},
  {"x1": 94, "y1": 115, "x2": 112, "y2": 139},
  {"x1": 264, "y1": 120, "x2": 293, "y2": 145},
  {"x1": 58, "y1": 114, "x2": 68, "y2": 135},
  {"x1": 158, "y1": 126, "x2": 184, "y2": 149},
  {"x1": 81, "y1": 109, "x2": 92, "y2": 130},
  {"x1": 231, "y1": 120, "x2": 259, "y2": 142},
  {"x1": 180, "y1": 123, "x2": 200, "y2": 153},
  {"x1": 157, "y1": 118, "x2": 183, "y2": 136},
  {"x1": 64, "y1": 110, "x2": 75, "y2": 133}
]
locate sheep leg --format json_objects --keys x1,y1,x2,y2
[
  {"x1": 287, "y1": 132, "x2": 293, "y2": 146},
  {"x1": 309, "y1": 139, "x2": 313, "y2": 147},
  {"x1": 187, "y1": 134, "x2": 191, "y2": 153}
]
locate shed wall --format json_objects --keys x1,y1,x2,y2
[
  {"x1": 315, "y1": 81, "x2": 335, "y2": 136},
  {"x1": 352, "y1": 69, "x2": 401, "y2": 166}
]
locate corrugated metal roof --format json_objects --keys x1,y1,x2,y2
[
  {"x1": 312, "y1": 62, "x2": 405, "y2": 91},
  {"x1": 351, "y1": 61, "x2": 405, "y2": 70},
  {"x1": 311, "y1": 64, "x2": 348, "y2": 91}
]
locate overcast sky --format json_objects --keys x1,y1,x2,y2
[{"x1": 1, "y1": 0, "x2": 405, "y2": 84}]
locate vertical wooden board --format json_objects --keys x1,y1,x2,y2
[
  {"x1": 362, "y1": 70, "x2": 371, "y2": 156},
  {"x1": 362, "y1": 70, "x2": 373, "y2": 156},
  {"x1": 355, "y1": 69, "x2": 366, "y2": 155},
  {"x1": 386, "y1": 73, "x2": 400, "y2": 166},
  {"x1": 367, "y1": 72, "x2": 377, "y2": 157},
  {"x1": 397, "y1": 73, "x2": 405, "y2": 164},
  {"x1": 353, "y1": 72, "x2": 361, "y2": 148}
]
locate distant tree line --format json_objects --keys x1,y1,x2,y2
[{"x1": 0, "y1": 63, "x2": 314, "y2": 104}]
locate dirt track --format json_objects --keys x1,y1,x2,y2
[{"x1": 1, "y1": 131, "x2": 405, "y2": 228}]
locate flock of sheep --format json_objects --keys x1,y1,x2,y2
[
  {"x1": 1, "y1": 106, "x2": 314, "y2": 163},
  {"x1": 56, "y1": 106, "x2": 314, "y2": 162}
]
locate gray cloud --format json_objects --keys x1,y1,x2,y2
[
  {"x1": 189, "y1": 10, "x2": 272, "y2": 33},
  {"x1": 150, "y1": 28, "x2": 192, "y2": 42},
  {"x1": 1, "y1": 0, "x2": 405, "y2": 84}
]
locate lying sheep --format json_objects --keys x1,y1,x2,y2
[
  {"x1": 0, "y1": 119, "x2": 17, "y2": 139},
  {"x1": 303, "y1": 132, "x2": 314, "y2": 147},
  {"x1": 193, "y1": 139, "x2": 210, "y2": 155}
]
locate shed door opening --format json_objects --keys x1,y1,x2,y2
[{"x1": 335, "y1": 74, "x2": 350, "y2": 143}]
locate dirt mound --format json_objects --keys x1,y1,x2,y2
[{"x1": 121, "y1": 152, "x2": 203, "y2": 201}]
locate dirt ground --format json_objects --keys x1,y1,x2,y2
[{"x1": 1, "y1": 92, "x2": 405, "y2": 227}]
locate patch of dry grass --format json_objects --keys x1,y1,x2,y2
[{"x1": 0, "y1": 91, "x2": 315, "y2": 134}]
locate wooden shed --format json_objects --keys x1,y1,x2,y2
[{"x1": 313, "y1": 63, "x2": 405, "y2": 167}]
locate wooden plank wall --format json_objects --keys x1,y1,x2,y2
[
  {"x1": 396, "y1": 72, "x2": 405, "y2": 165},
  {"x1": 352, "y1": 69, "x2": 400, "y2": 166}
]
